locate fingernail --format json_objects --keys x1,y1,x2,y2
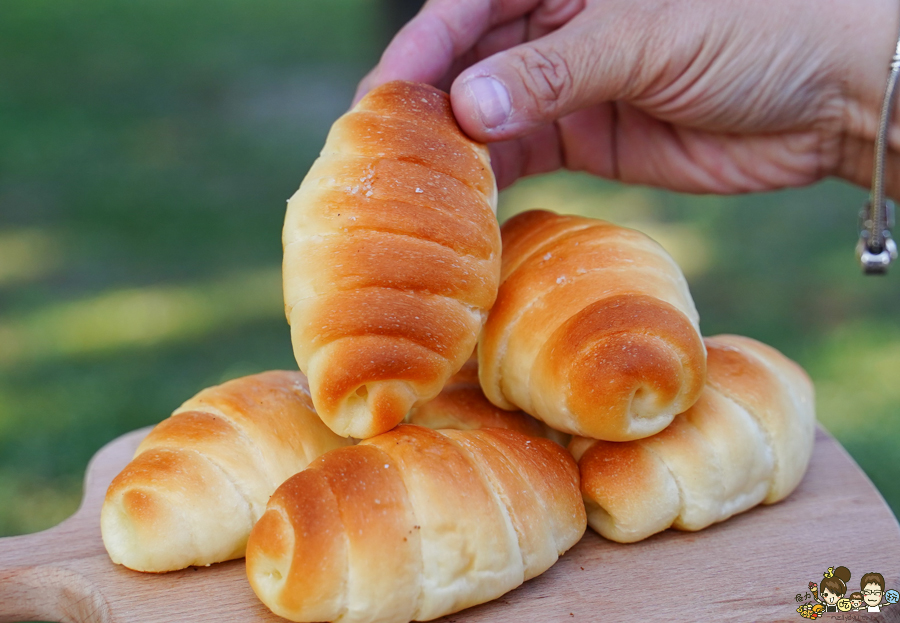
[{"x1": 465, "y1": 76, "x2": 511, "y2": 130}]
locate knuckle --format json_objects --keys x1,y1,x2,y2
[{"x1": 512, "y1": 46, "x2": 574, "y2": 116}]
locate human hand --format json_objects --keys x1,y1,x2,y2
[{"x1": 356, "y1": 0, "x2": 900, "y2": 194}]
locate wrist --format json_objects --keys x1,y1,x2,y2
[{"x1": 836, "y1": 0, "x2": 900, "y2": 198}]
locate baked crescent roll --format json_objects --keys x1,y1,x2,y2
[
  {"x1": 246, "y1": 425, "x2": 585, "y2": 623},
  {"x1": 406, "y1": 352, "x2": 570, "y2": 447},
  {"x1": 101, "y1": 371, "x2": 351, "y2": 572},
  {"x1": 570, "y1": 334, "x2": 815, "y2": 543},
  {"x1": 283, "y1": 81, "x2": 500, "y2": 439},
  {"x1": 479, "y1": 210, "x2": 706, "y2": 441}
]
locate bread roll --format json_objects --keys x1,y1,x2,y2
[
  {"x1": 246, "y1": 424, "x2": 585, "y2": 623},
  {"x1": 101, "y1": 371, "x2": 351, "y2": 572},
  {"x1": 570, "y1": 334, "x2": 815, "y2": 543},
  {"x1": 406, "y1": 352, "x2": 569, "y2": 447},
  {"x1": 479, "y1": 210, "x2": 706, "y2": 441},
  {"x1": 283, "y1": 81, "x2": 500, "y2": 439}
]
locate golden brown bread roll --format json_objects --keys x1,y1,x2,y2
[
  {"x1": 570, "y1": 334, "x2": 815, "y2": 543},
  {"x1": 246, "y1": 424, "x2": 586, "y2": 623},
  {"x1": 406, "y1": 352, "x2": 570, "y2": 446},
  {"x1": 283, "y1": 81, "x2": 500, "y2": 439},
  {"x1": 101, "y1": 371, "x2": 351, "y2": 572},
  {"x1": 479, "y1": 210, "x2": 706, "y2": 441}
]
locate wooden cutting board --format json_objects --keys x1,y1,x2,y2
[{"x1": 1, "y1": 426, "x2": 899, "y2": 623}]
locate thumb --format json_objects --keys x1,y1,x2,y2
[{"x1": 450, "y1": 18, "x2": 650, "y2": 142}]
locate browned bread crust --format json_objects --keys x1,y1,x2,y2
[
  {"x1": 406, "y1": 352, "x2": 570, "y2": 446},
  {"x1": 571, "y1": 334, "x2": 815, "y2": 543},
  {"x1": 479, "y1": 210, "x2": 706, "y2": 441},
  {"x1": 101, "y1": 371, "x2": 351, "y2": 572},
  {"x1": 283, "y1": 81, "x2": 500, "y2": 440},
  {"x1": 246, "y1": 425, "x2": 585, "y2": 622}
]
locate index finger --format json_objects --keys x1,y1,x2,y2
[{"x1": 355, "y1": 0, "x2": 544, "y2": 101}]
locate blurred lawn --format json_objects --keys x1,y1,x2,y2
[{"x1": 0, "y1": 0, "x2": 898, "y2": 562}]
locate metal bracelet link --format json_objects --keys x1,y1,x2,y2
[
  {"x1": 857, "y1": 199, "x2": 897, "y2": 272},
  {"x1": 858, "y1": 30, "x2": 900, "y2": 274}
]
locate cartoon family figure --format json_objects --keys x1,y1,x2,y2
[{"x1": 798, "y1": 566, "x2": 899, "y2": 618}]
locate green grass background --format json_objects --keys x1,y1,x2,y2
[{"x1": 1, "y1": 0, "x2": 898, "y2": 566}]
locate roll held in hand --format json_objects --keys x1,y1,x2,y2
[{"x1": 283, "y1": 81, "x2": 501, "y2": 439}]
